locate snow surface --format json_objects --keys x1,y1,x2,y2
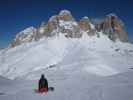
[
  {"x1": 59, "y1": 20, "x2": 78, "y2": 30},
  {"x1": 16, "y1": 27, "x2": 35, "y2": 36},
  {"x1": 14, "y1": 27, "x2": 36, "y2": 43},
  {"x1": 0, "y1": 34, "x2": 133, "y2": 100}
]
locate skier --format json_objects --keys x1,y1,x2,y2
[{"x1": 38, "y1": 74, "x2": 48, "y2": 93}]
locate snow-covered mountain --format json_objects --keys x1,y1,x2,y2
[
  {"x1": 11, "y1": 27, "x2": 37, "y2": 47},
  {"x1": 0, "y1": 33, "x2": 133, "y2": 79},
  {"x1": 10, "y1": 10, "x2": 128, "y2": 47},
  {"x1": 0, "y1": 10, "x2": 133, "y2": 100},
  {"x1": 0, "y1": 33, "x2": 133, "y2": 100}
]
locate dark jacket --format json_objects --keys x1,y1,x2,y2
[{"x1": 38, "y1": 75, "x2": 48, "y2": 90}]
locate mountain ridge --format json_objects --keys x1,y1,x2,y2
[{"x1": 10, "y1": 10, "x2": 128, "y2": 47}]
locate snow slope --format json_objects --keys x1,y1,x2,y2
[
  {"x1": 0, "y1": 69, "x2": 133, "y2": 100},
  {"x1": 0, "y1": 34, "x2": 133, "y2": 100},
  {"x1": 0, "y1": 33, "x2": 133, "y2": 79}
]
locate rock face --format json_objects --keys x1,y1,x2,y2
[
  {"x1": 57, "y1": 10, "x2": 81, "y2": 38},
  {"x1": 58, "y1": 10, "x2": 74, "y2": 21},
  {"x1": 38, "y1": 16, "x2": 59, "y2": 38},
  {"x1": 37, "y1": 10, "x2": 81, "y2": 38},
  {"x1": 47, "y1": 15, "x2": 59, "y2": 34},
  {"x1": 79, "y1": 16, "x2": 96, "y2": 36},
  {"x1": 11, "y1": 10, "x2": 129, "y2": 47},
  {"x1": 11, "y1": 27, "x2": 37, "y2": 47},
  {"x1": 96, "y1": 14, "x2": 128, "y2": 42},
  {"x1": 35, "y1": 22, "x2": 46, "y2": 40},
  {"x1": 79, "y1": 16, "x2": 91, "y2": 31}
]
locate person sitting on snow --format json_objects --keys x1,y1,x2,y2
[{"x1": 38, "y1": 74, "x2": 48, "y2": 93}]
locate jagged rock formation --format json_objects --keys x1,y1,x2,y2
[
  {"x1": 37, "y1": 10, "x2": 81, "y2": 38},
  {"x1": 95, "y1": 13, "x2": 128, "y2": 42},
  {"x1": 11, "y1": 27, "x2": 37, "y2": 47},
  {"x1": 11, "y1": 10, "x2": 128, "y2": 47},
  {"x1": 58, "y1": 10, "x2": 74, "y2": 21},
  {"x1": 79, "y1": 16, "x2": 96, "y2": 36},
  {"x1": 79, "y1": 16, "x2": 91, "y2": 31}
]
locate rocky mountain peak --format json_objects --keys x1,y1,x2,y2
[
  {"x1": 47, "y1": 15, "x2": 58, "y2": 33},
  {"x1": 11, "y1": 27, "x2": 37, "y2": 47},
  {"x1": 79, "y1": 16, "x2": 96, "y2": 36},
  {"x1": 11, "y1": 10, "x2": 129, "y2": 47},
  {"x1": 96, "y1": 13, "x2": 128, "y2": 42},
  {"x1": 17, "y1": 27, "x2": 35, "y2": 35},
  {"x1": 79, "y1": 16, "x2": 91, "y2": 31},
  {"x1": 48, "y1": 15, "x2": 58, "y2": 22},
  {"x1": 106, "y1": 13, "x2": 118, "y2": 18},
  {"x1": 58, "y1": 10, "x2": 74, "y2": 21},
  {"x1": 59, "y1": 10, "x2": 71, "y2": 16}
]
